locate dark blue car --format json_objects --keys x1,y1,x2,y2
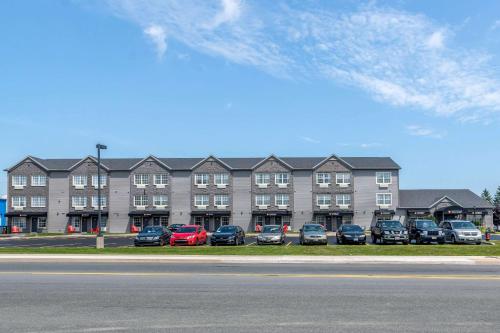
[{"x1": 134, "y1": 226, "x2": 171, "y2": 247}]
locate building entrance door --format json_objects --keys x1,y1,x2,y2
[{"x1": 31, "y1": 217, "x2": 38, "y2": 233}]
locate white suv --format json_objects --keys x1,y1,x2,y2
[{"x1": 439, "y1": 220, "x2": 482, "y2": 245}]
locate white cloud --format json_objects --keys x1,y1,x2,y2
[
  {"x1": 225, "y1": 102, "x2": 233, "y2": 109},
  {"x1": 300, "y1": 136, "x2": 320, "y2": 144},
  {"x1": 360, "y1": 142, "x2": 382, "y2": 149},
  {"x1": 491, "y1": 20, "x2": 500, "y2": 30},
  {"x1": 101, "y1": 1, "x2": 500, "y2": 120},
  {"x1": 144, "y1": 25, "x2": 167, "y2": 59},
  {"x1": 406, "y1": 125, "x2": 445, "y2": 139}
]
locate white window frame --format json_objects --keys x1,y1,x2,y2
[
  {"x1": 72, "y1": 196, "x2": 87, "y2": 208},
  {"x1": 153, "y1": 195, "x2": 168, "y2": 207},
  {"x1": 134, "y1": 195, "x2": 148, "y2": 207},
  {"x1": 91, "y1": 196, "x2": 107, "y2": 208},
  {"x1": 194, "y1": 174, "x2": 209, "y2": 185},
  {"x1": 134, "y1": 174, "x2": 149, "y2": 186},
  {"x1": 255, "y1": 173, "x2": 271, "y2": 185},
  {"x1": 376, "y1": 172, "x2": 392, "y2": 185},
  {"x1": 275, "y1": 173, "x2": 289, "y2": 185},
  {"x1": 12, "y1": 175, "x2": 27, "y2": 187},
  {"x1": 31, "y1": 175, "x2": 47, "y2": 187},
  {"x1": 255, "y1": 194, "x2": 271, "y2": 206},
  {"x1": 31, "y1": 196, "x2": 47, "y2": 208},
  {"x1": 72, "y1": 175, "x2": 87, "y2": 188},
  {"x1": 12, "y1": 196, "x2": 27, "y2": 208},
  {"x1": 275, "y1": 194, "x2": 289, "y2": 206},
  {"x1": 335, "y1": 173, "x2": 351, "y2": 185},
  {"x1": 316, "y1": 173, "x2": 331, "y2": 185},
  {"x1": 37, "y1": 217, "x2": 47, "y2": 229},
  {"x1": 12, "y1": 217, "x2": 26, "y2": 229},
  {"x1": 91, "y1": 175, "x2": 107, "y2": 188},
  {"x1": 316, "y1": 194, "x2": 332, "y2": 206},
  {"x1": 376, "y1": 193, "x2": 392, "y2": 206},
  {"x1": 214, "y1": 194, "x2": 229, "y2": 206},
  {"x1": 335, "y1": 194, "x2": 351, "y2": 206},
  {"x1": 214, "y1": 173, "x2": 229, "y2": 186},
  {"x1": 194, "y1": 194, "x2": 209, "y2": 206},
  {"x1": 154, "y1": 174, "x2": 169, "y2": 186}
]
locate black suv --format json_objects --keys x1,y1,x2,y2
[
  {"x1": 406, "y1": 219, "x2": 445, "y2": 244},
  {"x1": 371, "y1": 220, "x2": 409, "y2": 244}
]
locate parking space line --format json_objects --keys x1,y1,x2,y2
[
  {"x1": 286, "y1": 241, "x2": 292, "y2": 247},
  {"x1": 246, "y1": 242, "x2": 256, "y2": 246}
]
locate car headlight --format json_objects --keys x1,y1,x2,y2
[
  {"x1": 188, "y1": 235, "x2": 196, "y2": 239},
  {"x1": 403, "y1": 230, "x2": 408, "y2": 235},
  {"x1": 422, "y1": 231, "x2": 427, "y2": 236},
  {"x1": 257, "y1": 235, "x2": 264, "y2": 240},
  {"x1": 383, "y1": 231, "x2": 390, "y2": 235},
  {"x1": 153, "y1": 236, "x2": 159, "y2": 240},
  {"x1": 272, "y1": 235, "x2": 280, "y2": 240},
  {"x1": 438, "y1": 231, "x2": 443, "y2": 236}
]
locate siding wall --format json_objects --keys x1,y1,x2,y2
[
  {"x1": 47, "y1": 172, "x2": 70, "y2": 233},
  {"x1": 292, "y1": 170, "x2": 313, "y2": 230},
  {"x1": 170, "y1": 171, "x2": 191, "y2": 225},
  {"x1": 108, "y1": 171, "x2": 131, "y2": 233},
  {"x1": 232, "y1": 170, "x2": 252, "y2": 231}
]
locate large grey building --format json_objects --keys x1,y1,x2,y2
[{"x1": 4, "y1": 154, "x2": 494, "y2": 233}]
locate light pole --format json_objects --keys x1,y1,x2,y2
[{"x1": 96, "y1": 143, "x2": 107, "y2": 249}]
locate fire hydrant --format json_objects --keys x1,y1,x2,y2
[{"x1": 485, "y1": 228, "x2": 491, "y2": 241}]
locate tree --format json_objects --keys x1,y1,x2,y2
[
  {"x1": 481, "y1": 188, "x2": 493, "y2": 204},
  {"x1": 494, "y1": 186, "x2": 500, "y2": 208}
]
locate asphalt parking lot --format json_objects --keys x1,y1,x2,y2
[{"x1": 0, "y1": 233, "x2": 497, "y2": 248}]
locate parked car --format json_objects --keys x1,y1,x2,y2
[
  {"x1": 168, "y1": 223, "x2": 185, "y2": 232},
  {"x1": 210, "y1": 225, "x2": 245, "y2": 246},
  {"x1": 256, "y1": 225, "x2": 286, "y2": 245},
  {"x1": 134, "y1": 226, "x2": 171, "y2": 247},
  {"x1": 336, "y1": 224, "x2": 366, "y2": 244},
  {"x1": 299, "y1": 224, "x2": 328, "y2": 245},
  {"x1": 439, "y1": 220, "x2": 482, "y2": 245},
  {"x1": 407, "y1": 219, "x2": 445, "y2": 244},
  {"x1": 371, "y1": 220, "x2": 409, "y2": 244},
  {"x1": 170, "y1": 225, "x2": 207, "y2": 246}
]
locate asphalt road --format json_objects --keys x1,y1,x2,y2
[
  {"x1": 0, "y1": 261, "x2": 499, "y2": 333},
  {"x1": 1, "y1": 233, "x2": 498, "y2": 248}
]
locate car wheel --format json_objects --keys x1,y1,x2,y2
[
  {"x1": 451, "y1": 235, "x2": 457, "y2": 244},
  {"x1": 235, "y1": 238, "x2": 239, "y2": 246},
  {"x1": 476, "y1": 241, "x2": 482, "y2": 245},
  {"x1": 195, "y1": 239, "x2": 199, "y2": 246},
  {"x1": 160, "y1": 239, "x2": 165, "y2": 247},
  {"x1": 337, "y1": 237, "x2": 342, "y2": 245},
  {"x1": 416, "y1": 235, "x2": 422, "y2": 244},
  {"x1": 438, "y1": 240, "x2": 445, "y2": 245},
  {"x1": 371, "y1": 235, "x2": 377, "y2": 244},
  {"x1": 403, "y1": 241, "x2": 409, "y2": 245}
]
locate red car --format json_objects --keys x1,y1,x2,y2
[{"x1": 170, "y1": 225, "x2": 207, "y2": 246}]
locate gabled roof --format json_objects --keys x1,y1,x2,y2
[
  {"x1": 312, "y1": 154, "x2": 354, "y2": 170},
  {"x1": 399, "y1": 189, "x2": 494, "y2": 209},
  {"x1": 68, "y1": 156, "x2": 110, "y2": 171},
  {"x1": 190, "y1": 155, "x2": 233, "y2": 170},
  {"x1": 251, "y1": 155, "x2": 294, "y2": 170},
  {"x1": 341, "y1": 157, "x2": 401, "y2": 170},
  {"x1": 129, "y1": 155, "x2": 171, "y2": 171}
]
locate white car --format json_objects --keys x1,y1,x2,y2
[{"x1": 439, "y1": 220, "x2": 482, "y2": 245}]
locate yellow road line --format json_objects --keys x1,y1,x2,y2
[{"x1": 0, "y1": 271, "x2": 499, "y2": 281}]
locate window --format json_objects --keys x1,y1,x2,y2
[
  {"x1": 31, "y1": 196, "x2": 46, "y2": 208},
  {"x1": 376, "y1": 172, "x2": 392, "y2": 185},
  {"x1": 275, "y1": 173, "x2": 289, "y2": 185},
  {"x1": 336, "y1": 194, "x2": 351, "y2": 206},
  {"x1": 376, "y1": 193, "x2": 392, "y2": 206},
  {"x1": 72, "y1": 175, "x2": 87, "y2": 187},
  {"x1": 134, "y1": 195, "x2": 148, "y2": 206},
  {"x1": 221, "y1": 216, "x2": 230, "y2": 225},
  {"x1": 255, "y1": 173, "x2": 270, "y2": 185},
  {"x1": 194, "y1": 194, "x2": 209, "y2": 206},
  {"x1": 72, "y1": 216, "x2": 81, "y2": 228},
  {"x1": 316, "y1": 194, "x2": 332, "y2": 206},
  {"x1": 316, "y1": 173, "x2": 331, "y2": 184},
  {"x1": 153, "y1": 195, "x2": 168, "y2": 206},
  {"x1": 214, "y1": 194, "x2": 229, "y2": 206},
  {"x1": 160, "y1": 216, "x2": 169, "y2": 226},
  {"x1": 134, "y1": 174, "x2": 149, "y2": 185},
  {"x1": 31, "y1": 175, "x2": 47, "y2": 186},
  {"x1": 133, "y1": 216, "x2": 143, "y2": 227},
  {"x1": 12, "y1": 175, "x2": 27, "y2": 187},
  {"x1": 254, "y1": 215, "x2": 265, "y2": 225},
  {"x1": 72, "y1": 196, "x2": 87, "y2": 207},
  {"x1": 214, "y1": 173, "x2": 229, "y2": 185},
  {"x1": 12, "y1": 196, "x2": 26, "y2": 208},
  {"x1": 91, "y1": 175, "x2": 107, "y2": 188},
  {"x1": 194, "y1": 174, "x2": 209, "y2": 185},
  {"x1": 275, "y1": 194, "x2": 290, "y2": 206},
  {"x1": 255, "y1": 194, "x2": 271, "y2": 206},
  {"x1": 154, "y1": 174, "x2": 169, "y2": 185},
  {"x1": 315, "y1": 215, "x2": 326, "y2": 224},
  {"x1": 37, "y1": 217, "x2": 47, "y2": 229},
  {"x1": 336, "y1": 173, "x2": 351, "y2": 185},
  {"x1": 12, "y1": 217, "x2": 26, "y2": 229},
  {"x1": 91, "y1": 196, "x2": 107, "y2": 208}
]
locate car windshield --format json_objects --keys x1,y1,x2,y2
[
  {"x1": 142, "y1": 227, "x2": 163, "y2": 234},
  {"x1": 342, "y1": 225, "x2": 363, "y2": 232},
  {"x1": 262, "y1": 226, "x2": 281, "y2": 233},
  {"x1": 381, "y1": 221, "x2": 402, "y2": 228},
  {"x1": 217, "y1": 226, "x2": 236, "y2": 233},
  {"x1": 415, "y1": 220, "x2": 437, "y2": 229},
  {"x1": 451, "y1": 221, "x2": 476, "y2": 229},
  {"x1": 177, "y1": 227, "x2": 197, "y2": 233},
  {"x1": 303, "y1": 225, "x2": 324, "y2": 232}
]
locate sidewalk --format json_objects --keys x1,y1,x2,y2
[{"x1": 0, "y1": 254, "x2": 499, "y2": 265}]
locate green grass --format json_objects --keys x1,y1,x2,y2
[{"x1": 0, "y1": 241, "x2": 498, "y2": 256}]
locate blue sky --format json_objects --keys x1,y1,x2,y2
[{"x1": 1, "y1": 0, "x2": 500, "y2": 196}]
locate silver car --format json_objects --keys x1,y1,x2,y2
[
  {"x1": 299, "y1": 224, "x2": 328, "y2": 245},
  {"x1": 256, "y1": 225, "x2": 286, "y2": 245},
  {"x1": 439, "y1": 220, "x2": 482, "y2": 245}
]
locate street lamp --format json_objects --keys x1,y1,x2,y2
[{"x1": 96, "y1": 143, "x2": 107, "y2": 248}]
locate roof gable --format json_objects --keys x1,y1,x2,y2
[
  {"x1": 68, "y1": 156, "x2": 110, "y2": 171},
  {"x1": 4, "y1": 156, "x2": 49, "y2": 172},
  {"x1": 313, "y1": 154, "x2": 353, "y2": 170},
  {"x1": 129, "y1": 155, "x2": 171, "y2": 171},
  {"x1": 251, "y1": 155, "x2": 293, "y2": 170},
  {"x1": 191, "y1": 155, "x2": 232, "y2": 170}
]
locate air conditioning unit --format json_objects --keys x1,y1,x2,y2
[
  {"x1": 277, "y1": 183, "x2": 288, "y2": 188},
  {"x1": 258, "y1": 205, "x2": 268, "y2": 210},
  {"x1": 338, "y1": 183, "x2": 350, "y2": 188},
  {"x1": 216, "y1": 205, "x2": 228, "y2": 210},
  {"x1": 13, "y1": 185, "x2": 25, "y2": 190},
  {"x1": 378, "y1": 204, "x2": 390, "y2": 209},
  {"x1": 216, "y1": 184, "x2": 227, "y2": 189},
  {"x1": 136, "y1": 184, "x2": 146, "y2": 189},
  {"x1": 136, "y1": 205, "x2": 146, "y2": 210},
  {"x1": 74, "y1": 185, "x2": 85, "y2": 190},
  {"x1": 277, "y1": 205, "x2": 288, "y2": 210},
  {"x1": 75, "y1": 206, "x2": 84, "y2": 211},
  {"x1": 154, "y1": 205, "x2": 166, "y2": 209},
  {"x1": 257, "y1": 183, "x2": 268, "y2": 188},
  {"x1": 339, "y1": 204, "x2": 350, "y2": 210},
  {"x1": 319, "y1": 204, "x2": 330, "y2": 210},
  {"x1": 379, "y1": 183, "x2": 389, "y2": 188},
  {"x1": 196, "y1": 205, "x2": 207, "y2": 209},
  {"x1": 197, "y1": 184, "x2": 207, "y2": 189},
  {"x1": 92, "y1": 205, "x2": 106, "y2": 210},
  {"x1": 319, "y1": 183, "x2": 330, "y2": 188},
  {"x1": 13, "y1": 206, "x2": 24, "y2": 211},
  {"x1": 155, "y1": 184, "x2": 166, "y2": 189}
]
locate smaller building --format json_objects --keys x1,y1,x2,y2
[
  {"x1": 399, "y1": 189, "x2": 494, "y2": 226},
  {"x1": 0, "y1": 197, "x2": 6, "y2": 230}
]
